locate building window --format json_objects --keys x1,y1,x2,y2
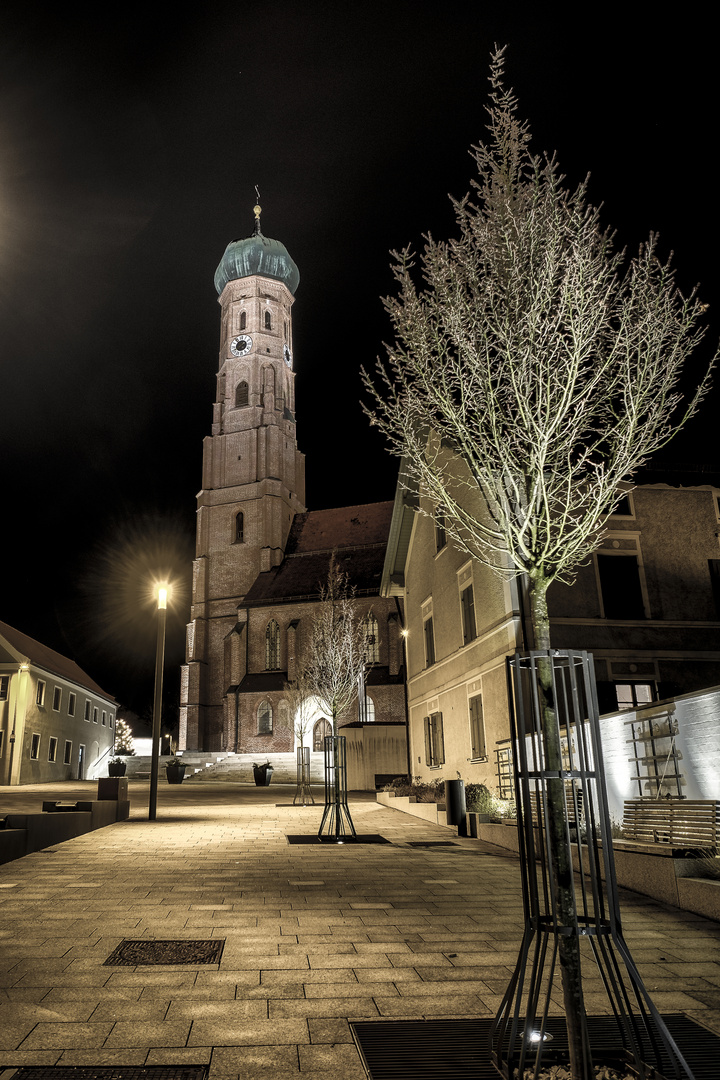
[
  {"x1": 435, "y1": 509, "x2": 447, "y2": 552},
  {"x1": 239, "y1": 310, "x2": 246, "y2": 330},
  {"x1": 52, "y1": 686, "x2": 62, "y2": 712},
  {"x1": 48, "y1": 736, "x2": 58, "y2": 763},
  {"x1": 0, "y1": 675, "x2": 8, "y2": 701},
  {"x1": 93, "y1": 707, "x2": 99, "y2": 724},
  {"x1": 109, "y1": 714, "x2": 114, "y2": 729},
  {"x1": 84, "y1": 699, "x2": 91, "y2": 722},
  {"x1": 36, "y1": 680, "x2": 46, "y2": 707},
  {"x1": 424, "y1": 712, "x2": 445, "y2": 767},
  {"x1": 258, "y1": 700, "x2": 273, "y2": 735},
  {"x1": 469, "y1": 695, "x2": 486, "y2": 759},
  {"x1": 359, "y1": 695, "x2": 376, "y2": 723},
  {"x1": 235, "y1": 380, "x2": 249, "y2": 407},
  {"x1": 423, "y1": 614, "x2": 436, "y2": 667},
  {"x1": 265, "y1": 620, "x2": 280, "y2": 670},
  {"x1": 460, "y1": 583, "x2": 477, "y2": 645},
  {"x1": 30, "y1": 732, "x2": 41, "y2": 759},
  {"x1": 615, "y1": 682, "x2": 656, "y2": 710},
  {"x1": 102, "y1": 711, "x2": 107, "y2": 726},
  {"x1": 364, "y1": 613, "x2": 379, "y2": 664},
  {"x1": 64, "y1": 740, "x2": 72, "y2": 765},
  {"x1": 313, "y1": 717, "x2": 332, "y2": 751},
  {"x1": 235, "y1": 511, "x2": 244, "y2": 543},
  {"x1": 611, "y1": 494, "x2": 634, "y2": 517},
  {"x1": 68, "y1": 692, "x2": 76, "y2": 717},
  {"x1": 264, "y1": 310, "x2": 272, "y2": 330},
  {"x1": 596, "y1": 554, "x2": 646, "y2": 619}
]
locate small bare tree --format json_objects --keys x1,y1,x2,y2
[
  {"x1": 284, "y1": 673, "x2": 315, "y2": 752},
  {"x1": 363, "y1": 48, "x2": 715, "y2": 1078},
  {"x1": 304, "y1": 554, "x2": 367, "y2": 734}
]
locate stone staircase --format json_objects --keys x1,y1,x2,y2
[{"x1": 185, "y1": 752, "x2": 326, "y2": 784}]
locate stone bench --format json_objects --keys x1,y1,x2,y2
[{"x1": 621, "y1": 799, "x2": 720, "y2": 854}]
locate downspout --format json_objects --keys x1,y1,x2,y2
[{"x1": 395, "y1": 597, "x2": 412, "y2": 779}]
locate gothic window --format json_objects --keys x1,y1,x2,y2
[
  {"x1": 235, "y1": 380, "x2": 249, "y2": 407},
  {"x1": 364, "y1": 613, "x2": 379, "y2": 664},
  {"x1": 239, "y1": 311, "x2": 246, "y2": 330},
  {"x1": 313, "y1": 717, "x2": 332, "y2": 751},
  {"x1": 265, "y1": 620, "x2": 280, "y2": 670},
  {"x1": 235, "y1": 511, "x2": 244, "y2": 544},
  {"x1": 360, "y1": 695, "x2": 375, "y2": 723},
  {"x1": 264, "y1": 310, "x2": 272, "y2": 330},
  {"x1": 258, "y1": 700, "x2": 273, "y2": 734}
]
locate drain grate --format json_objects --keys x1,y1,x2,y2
[
  {"x1": 103, "y1": 939, "x2": 224, "y2": 966},
  {"x1": 351, "y1": 1015, "x2": 720, "y2": 1080},
  {"x1": 286, "y1": 834, "x2": 391, "y2": 845},
  {"x1": 4, "y1": 1069, "x2": 208, "y2": 1080},
  {"x1": 406, "y1": 841, "x2": 458, "y2": 848}
]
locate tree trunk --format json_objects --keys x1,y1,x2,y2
[{"x1": 529, "y1": 576, "x2": 587, "y2": 1080}]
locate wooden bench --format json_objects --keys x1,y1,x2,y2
[{"x1": 622, "y1": 799, "x2": 720, "y2": 852}]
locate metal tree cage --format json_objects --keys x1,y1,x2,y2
[
  {"x1": 293, "y1": 745, "x2": 314, "y2": 806},
  {"x1": 490, "y1": 650, "x2": 694, "y2": 1080},
  {"x1": 317, "y1": 734, "x2": 356, "y2": 842}
]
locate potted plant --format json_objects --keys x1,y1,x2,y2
[
  {"x1": 108, "y1": 757, "x2": 127, "y2": 777},
  {"x1": 165, "y1": 757, "x2": 186, "y2": 784},
  {"x1": 253, "y1": 760, "x2": 274, "y2": 786}
]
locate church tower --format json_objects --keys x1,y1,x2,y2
[{"x1": 180, "y1": 205, "x2": 305, "y2": 750}]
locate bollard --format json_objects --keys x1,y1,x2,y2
[{"x1": 444, "y1": 779, "x2": 467, "y2": 836}]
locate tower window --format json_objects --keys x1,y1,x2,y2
[
  {"x1": 258, "y1": 700, "x2": 273, "y2": 734},
  {"x1": 235, "y1": 512, "x2": 244, "y2": 544},
  {"x1": 364, "y1": 613, "x2": 379, "y2": 664},
  {"x1": 265, "y1": 620, "x2": 280, "y2": 670},
  {"x1": 264, "y1": 310, "x2": 272, "y2": 330},
  {"x1": 239, "y1": 311, "x2": 246, "y2": 330},
  {"x1": 235, "y1": 381, "x2": 249, "y2": 408}
]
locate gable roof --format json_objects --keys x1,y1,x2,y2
[
  {"x1": 0, "y1": 620, "x2": 114, "y2": 701},
  {"x1": 244, "y1": 502, "x2": 394, "y2": 605}
]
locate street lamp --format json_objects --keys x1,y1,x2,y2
[{"x1": 148, "y1": 584, "x2": 169, "y2": 821}]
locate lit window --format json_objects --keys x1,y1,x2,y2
[
  {"x1": 235, "y1": 511, "x2": 244, "y2": 543},
  {"x1": 460, "y1": 583, "x2": 477, "y2": 645},
  {"x1": 64, "y1": 740, "x2": 72, "y2": 765},
  {"x1": 364, "y1": 613, "x2": 379, "y2": 664},
  {"x1": 265, "y1": 620, "x2": 280, "y2": 670},
  {"x1": 235, "y1": 380, "x2": 249, "y2": 407},
  {"x1": 360, "y1": 695, "x2": 375, "y2": 723},
  {"x1": 469, "y1": 695, "x2": 486, "y2": 759},
  {"x1": 48, "y1": 736, "x2": 58, "y2": 763},
  {"x1": 36, "y1": 680, "x2": 46, "y2": 707},
  {"x1": 0, "y1": 675, "x2": 8, "y2": 701},
  {"x1": 615, "y1": 682, "x2": 655, "y2": 710},
  {"x1": 258, "y1": 700, "x2": 273, "y2": 734},
  {"x1": 424, "y1": 712, "x2": 444, "y2": 767},
  {"x1": 52, "y1": 686, "x2": 62, "y2": 712},
  {"x1": 30, "y1": 732, "x2": 41, "y2": 759},
  {"x1": 68, "y1": 692, "x2": 76, "y2": 717}
]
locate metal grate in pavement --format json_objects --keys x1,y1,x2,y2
[
  {"x1": 286, "y1": 834, "x2": 391, "y2": 844},
  {"x1": 405, "y1": 841, "x2": 458, "y2": 847},
  {"x1": 3, "y1": 1069, "x2": 208, "y2": 1080},
  {"x1": 103, "y1": 939, "x2": 225, "y2": 966},
  {"x1": 351, "y1": 1014, "x2": 720, "y2": 1080}
]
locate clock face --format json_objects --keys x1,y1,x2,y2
[
  {"x1": 230, "y1": 335, "x2": 252, "y2": 357},
  {"x1": 283, "y1": 344, "x2": 293, "y2": 368}
]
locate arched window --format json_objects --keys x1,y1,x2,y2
[
  {"x1": 313, "y1": 717, "x2": 332, "y2": 751},
  {"x1": 361, "y1": 696, "x2": 376, "y2": 723},
  {"x1": 258, "y1": 700, "x2": 273, "y2": 734},
  {"x1": 239, "y1": 311, "x2": 246, "y2": 330},
  {"x1": 265, "y1": 619, "x2": 280, "y2": 670},
  {"x1": 235, "y1": 512, "x2": 244, "y2": 544},
  {"x1": 235, "y1": 380, "x2": 249, "y2": 407},
  {"x1": 264, "y1": 310, "x2": 272, "y2": 330},
  {"x1": 364, "y1": 613, "x2": 379, "y2": 664}
]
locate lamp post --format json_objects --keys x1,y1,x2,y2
[{"x1": 148, "y1": 584, "x2": 168, "y2": 821}]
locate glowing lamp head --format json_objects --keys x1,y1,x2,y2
[{"x1": 157, "y1": 586, "x2": 168, "y2": 610}]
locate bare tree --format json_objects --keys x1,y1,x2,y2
[
  {"x1": 363, "y1": 48, "x2": 715, "y2": 1077},
  {"x1": 304, "y1": 554, "x2": 367, "y2": 734},
  {"x1": 283, "y1": 672, "x2": 315, "y2": 750}
]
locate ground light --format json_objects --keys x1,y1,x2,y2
[{"x1": 148, "y1": 584, "x2": 169, "y2": 821}]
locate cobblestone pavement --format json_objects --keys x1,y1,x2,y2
[{"x1": 1, "y1": 781, "x2": 720, "y2": 1078}]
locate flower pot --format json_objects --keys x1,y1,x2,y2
[
  {"x1": 108, "y1": 761, "x2": 127, "y2": 777},
  {"x1": 165, "y1": 764, "x2": 186, "y2": 784},
  {"x1": 253, "y1": 765, "x2": 274, "y2": 787}
]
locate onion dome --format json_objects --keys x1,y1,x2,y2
[{"x1": 214, "y1": 204, "x2": 300, "y2": 295}]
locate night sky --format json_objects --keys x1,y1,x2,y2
[{"x1": 1, "y1": 5, "x2": 718, "y2": 725}]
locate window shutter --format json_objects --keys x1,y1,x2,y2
[
  {"x1": 470, "y1": 696, "x2": 485, "y2": 759},
  {"x1": 424, "y1": 716, "x2": 432, "y2": 766},
  {"x1": 433, "y1": 712, "x2": 445, "y2": 766}
]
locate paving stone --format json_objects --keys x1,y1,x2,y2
[{"x1": 18, "y1": 1020, "x2": 115, "y2": 1049}]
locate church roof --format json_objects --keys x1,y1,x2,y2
[
  {"x1": 243, "y1": 502, "x2": 394, "y2": 605},
  {"x1": 0, "y1": 620, "x2": 114, "y2": 700},
  {"x1": 214, "y1": 210, "x2": 299, "y2": 295}
]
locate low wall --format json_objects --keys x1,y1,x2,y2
[
  {"x1": 344, "y1": 724, "x2": 408, "y2": 791},
  {"x1": 376, "y1": 791, "x2": 453, "y2": 830},
  {"x1": 0, "y1": 782, "x2": 130, "y2": 867}
]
